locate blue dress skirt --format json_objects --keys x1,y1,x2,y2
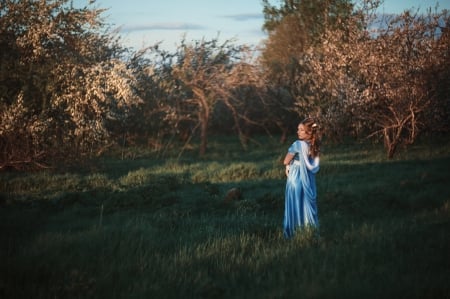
[{"x1": 283, "y1": 140, "x2": 320, "y2": 239}]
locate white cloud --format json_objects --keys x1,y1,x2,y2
[
  {"x1": 221, "y1": 13, "x2": 264, "y2": 21},
  {"x1": 120, "y1": 23, "x2": 207, "y2": 33}
]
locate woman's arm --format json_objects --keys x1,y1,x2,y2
[
  {"x1": 283, "y1": 153, "x2": 295, "y2": 165},
  {"x1": 283, "y1": 153, "x2": 295, "y2": 177}
]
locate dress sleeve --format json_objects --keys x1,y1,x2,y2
[
  {"x1": 300, "y1": 141, "x2": 320, "y2": 174},
  {"x1": 287, "y1": 141, "x2": 299, "y2": 155}
]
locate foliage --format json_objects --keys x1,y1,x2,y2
[
  {"x1": 0, "y1": 0, "x2": 141, "y2": 169},
  {"x1": 346, "y1": 9, "x2": 450, "y2": 157},
  {"x1": 0, "y1": 137, "x2": 449, "y2": 298},
  {"x1": 1, "y1": 0, "x2": 449, "y2": 170},
  {"x1": 260, "y1": 0, "x2": 355, "y2": 131},
  {"x1": 261, "y1": 0, "x2": 450, "y2": 157},
  {"x1": 169, "y1": 38, "x2": 264, "y2": 155},
  {"x1": 127, "y1": 38, "x2": 266, "y2": 156},
  {"x1": 124, "y1": 46, "x2": 180, "y2": 148}
]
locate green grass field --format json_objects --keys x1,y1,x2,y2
[{"x1": 1, "y1": 136, "x2": 449, "y2": 298}]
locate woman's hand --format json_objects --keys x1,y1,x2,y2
[{"x1": 285, "y1": 165, "x2": 290, "y2": 177}]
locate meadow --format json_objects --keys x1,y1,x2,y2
[{"x1": 0, "y1": 136, "x2": 449, "y2": 299}]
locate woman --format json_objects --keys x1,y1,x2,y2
[{"x1": 283, "y1": 117, "x2": 320, "y2": 239}]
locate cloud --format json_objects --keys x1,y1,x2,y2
[
  {"x1": 222, "y1": 13, "x2": 264, "y2": 21},
  {"x1": 248, "y1": 28, "x2": 268, "y2": 38},
  {"x1": 121, "y1": 22, "x2": 207, "y2": 32}
]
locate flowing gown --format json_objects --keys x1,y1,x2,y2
[{"x1": 283, "y1": 140, "x2": 320, "y2": 239}]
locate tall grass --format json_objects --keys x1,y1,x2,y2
[{"x1": 0, "y1": 136, "x2": 449, "y2": 298}]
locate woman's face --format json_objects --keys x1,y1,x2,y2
[{"x1": 297, "y1": 124, "x2": 311, "y2": 140}]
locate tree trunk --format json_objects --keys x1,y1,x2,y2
[
  {"x1": 199, "y1": 116, "x2": 208, "y2": 156},
  {"x1": 198, "y1": 99, "x2": 210, "y2": 156},
  {"x1": 280, "y1": 126, "x2": 288, "y2": 144},
  {"x1": 387, "y1": 142, "x2": 397, "y2": 159},
  {"x1": 384, "y1": 128, "x2": 398, "y2": 159}
]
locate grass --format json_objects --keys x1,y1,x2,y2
[{"x1": 0, "y1": 135, "x2": 449, "y2": 298}]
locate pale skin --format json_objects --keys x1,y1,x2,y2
[{"x1": 283, "y1": 124, "x2": 312, "y2": 176}]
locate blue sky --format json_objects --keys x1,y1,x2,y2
[{"x1": 74, "y1": 0, "x2": 449, "y2": 51}]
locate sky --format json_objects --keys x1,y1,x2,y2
[{"x1": 73, "y1": 0, "x2": 450, "y2": 52}]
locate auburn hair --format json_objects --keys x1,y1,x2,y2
[{"x1": 301, "y1": 117, "x2": 320, "y2": 158}]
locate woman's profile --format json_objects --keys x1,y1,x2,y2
[{"x1": 282, "y1": 117, "x2": 320, "y2": 239}]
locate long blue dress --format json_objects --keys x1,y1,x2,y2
[{"x1": 283, "y1": 140, "x2": 320, "y2": 239}]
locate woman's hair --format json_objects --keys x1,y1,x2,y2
[{"x1": 301, "y1": 117, "x2": 320, "y2": 158}]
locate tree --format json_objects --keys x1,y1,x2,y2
[
  {"x1": 123, "y1": 45, "x2": 180, "y2": 151},
  {"x1": 351, "y1": 9, "x2": 450, "y2": 157},
  {"x1": 260, "y1": 0, "x2": 355, "y2": 138},
  {"x1": 0, "y1": 0, "x2": 141, "y2": 169},
  {"x1": 169, "y1": 38, "x2": 260, "y2": 156},
  {"x1": 261, "y1": 0, "x2": 449, "y2": 157}
]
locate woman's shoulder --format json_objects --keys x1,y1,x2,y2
[
  {"x1": 288, "y1": 139, "x2": 308, "y2": 152},
  {"x1": 299, "y1": 139, "x2": 310, "y2": 146},
  {"x1": 288, "y1": 139, "x2": 301, "y2": 152},
  {"x1": 299, "y1": 140, "x2": 311, "y2": 151}
]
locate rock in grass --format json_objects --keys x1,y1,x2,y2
[{"x1": 224, "y1": 187, "x2": 243, "y2": 202}]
